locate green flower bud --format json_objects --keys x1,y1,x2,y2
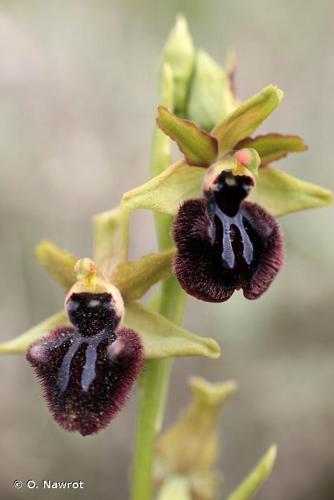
[{"x1": 161, "y1": 15, "x2": 195, "y2": 116}]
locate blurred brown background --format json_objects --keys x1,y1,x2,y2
[{"x1": 0, "y1": 1, "x2": 333, "y2": 499}]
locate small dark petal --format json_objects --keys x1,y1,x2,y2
[
  {"x1": 27, "y1": 326, "x2": 144, "y2": 436},
  {"x1": 66, "y1": 292, "x2": 122, "y2": 333},
  {"x1": 241, "y1": 201, "x2": 284, "y2": 299},
  {"x1": 173, "y1": 199, "x2": 234, "y2": 302}
]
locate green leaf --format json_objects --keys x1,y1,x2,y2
[
  {"x1": 111, "y1": 248, "x2": 176, "y2": 302},
  {"x1": 226, "y1": 445, "x2": 277, "y2": 500},
  {"x1": 187, "y1": 50, "x2": 237, "y2": 132},
  {"x1": 212, "y1": 85, "x2": 284, "y2": 155},
  {"x1": 250, "y1": 166, "x2": 334, "y2": 216},
  {"x1": 161, "y1": 15, "x2": 195, "y2": 115},
  {"x1": 124, "y1": 301, "x2": 220, "y2": 360},
  {"x1": 35, "y1": 240, "x2": 77, "y2": 290},
  {"x1": 0, "y1": 311, "x2": 67, "y2": 353},
  {"x1": 236, "y1": 133, "x2": 308, "y2": 165},
  {"x1": 122, "y1": 162, "x2": 204, "y2": 216},
  {"x1": 157, "y1": 106, "x2": 218, "y2": 167}
]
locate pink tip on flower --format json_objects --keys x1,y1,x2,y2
[{"x1": 235, "y1": 148, "x2": 252, "y2": 167}]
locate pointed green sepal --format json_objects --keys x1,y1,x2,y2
[
  {"x1": 111, "y1": 248, "x2": 176, "y2": 302},
  {"x1": 250, "y1": 166, "x2": 334, "y2": 216},
  {"x1": 0, "y1": 311, "x2": 68, "y2": 354},
  {"x1": 124, "y1": 302, "x2": 220, "y2": 360},
  {"x1": 36, "y1": 238, "x2": 177, "y2": 302},
  {"x1": 161, "y1": 15, "x2": 195, "y2": 115},
  {"x1": 0, "y1": 302, "x2": 220, "y2": 360},
  {"x1": 226, "y1": 445, "x2": 277, "y2": 500},
  {"x1": 35, "y1": 240, "x2": 77, "y2": 290},
  {"x1": 122, "y1": 161, "x2": 204, "y2": 216},
  {"x1": 157, "y1": 106, "x2": 218, "y2": 167},
  {"x1": 237, "y1": 133, "x2": 308, "y2": 165},
  {"x1": 123, "y1": 160, "x2": 333, "y2": 219},
  {"x1": 187, "y1": 50, "x2": 237, "y2": 132},
  {"x1": 212, "y1": 85, "x2": 284, "y2": 155}
]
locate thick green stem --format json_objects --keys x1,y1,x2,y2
[
  {"x1": 132, "y1": 279, "x2": 185, "y2": 500},
  {"x1": 132, "y1": 357, "x2": 173, "y2": 500},
  {"x1": 132, "y1": 63, "x2": 186, "y2": 500}
]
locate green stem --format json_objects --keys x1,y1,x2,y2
[
  {"x1": 132, "y1": 63, "x2": 186, "y2": 500},
  {"x1": 132, "y1": 273, "x2": 185, "y2": 500},
  {"x1": 132, "y1": 357, "x2": 173, "y2": 500}
]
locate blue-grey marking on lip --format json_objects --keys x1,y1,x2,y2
[{"x1": 214, "y1": 206, "x2": 254, "y2": 269}]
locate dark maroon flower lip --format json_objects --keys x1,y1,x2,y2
[
  {"x1": 173, "y1": 169, "x2": 284, "y2": 303},
  {"x1": 27, "y1": 291, "x2": 144, "y2": 436}
]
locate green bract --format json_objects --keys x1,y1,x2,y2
[
  {"x1": 156, "y1": 377, "x2": 237, "y2": 500},
  {"x1": 187, "y1": 49, "x2": 237, "y2": 132}
]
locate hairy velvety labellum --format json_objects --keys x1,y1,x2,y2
[
  {"x1": 173, "y1": 171, "x2": 283, "y2": 302},
  {"x1": 27, "y1": 292, "x2": 143, "y2": 435}
]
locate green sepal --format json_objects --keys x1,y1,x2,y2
[
  {"x1": 250, "y1": 166, "x2": 334, "y2": 216},
  {"x1": 156, "y1": 106, "x2": 218, "y2": 167},
  {"x1": 36, "y1": 238, "x2": 177, "y2": 301},
  {"x1": 237, "y1": 133, "x2": 308, "y2": 165},
  {"x1": 122, "y1": 161, "x2": 203, "y2": 216},
  {"x1": 35, "y1": 240, "x2": 77, "y2": 290},
  {"x1": 226, "y1": 445, "x2": 277, "y2": 500},
  {"x1": 124, "y1": 160, "x2": 333, "y2": 218},
  {"x1": 0, "y1": 311, "x2": 67, "y2": 354},
  {"x1": 0, "y1": 302, "x2": 220, "y2": 360},
  {"x1": 111, "y1": 248, "x2": 176, "y2": 302},
  {"x1": 187, "y1": 50, "x2": 237, "y2": 132},
  {"x1": 212, "y1": 85, "x2": 284, "y2": 155},
  {"x1": 161, "y1": 15, "x2": 195, "y2": 115},
  {"x1": 124, "y1": 302, "x2": 220, "y2": 360}
]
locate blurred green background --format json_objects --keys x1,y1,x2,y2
[{"x1": 0, "y1": 1, "x2": 333, "y2": 499}]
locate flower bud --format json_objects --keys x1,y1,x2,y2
[{"x1": 161, "y1": 15, "x2": 195, "y2": 115}]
